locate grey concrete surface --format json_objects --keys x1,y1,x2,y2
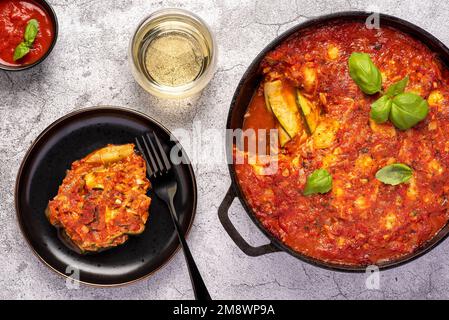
[{"x1": 1, "y1": 0, "x2": 449, "y2": 300}]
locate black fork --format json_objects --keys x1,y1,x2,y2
[{"x1": 135, "y1": 132, "x2": 212, "y2": 301}]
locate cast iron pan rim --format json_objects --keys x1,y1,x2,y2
[
  {"x1": 0, "y1": 0, "x2": 59, "y2": 72},
  {"x1": 226, "y1": 11, "x2": 449, "y2": 272},
  {"x1": 14, "y1": 106, "x2": 198, "y2": 287}
]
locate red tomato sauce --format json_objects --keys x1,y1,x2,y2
[
  {"x1": 236, "y1": 22, "x2": 449, "y2": 266},
  {"x1": 0, "y1": 0, "x2": 54, "y2": 66}
]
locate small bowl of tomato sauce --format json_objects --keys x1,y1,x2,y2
[{"x1": 0, "y1": 0, "x2": 58, "y2": 71}]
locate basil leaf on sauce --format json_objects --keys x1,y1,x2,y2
[
  {"x1": 371, "y1": 95, "x2": 392, "y2": 124},
  {"x1": 386, "y1": 76, "x2": 409, "y2": 97},
  {"x1": 24, "y1": 19, "x2": 39, "y2": 46},
  {"x1": 13, "y1": 42, "x2": 30, "y2": 61},
  {"x1": 390, "y1": 92, "x2": 429, "y2": 130},
  {"x1": 376, "y1": 164, "x2": 413, "y2": 186},
  {"x1": 348, "y1": 52, "x2": 428, "y2": 130},
  {"x1": 304, "y1": 169, "x2": 333, "y2": 196},
  {"x1": 348, "y1": 52, "x2": 382, "y2": 95},
  {"x1": 13, "y1": 19, "x2": 39, "y2": 61}
]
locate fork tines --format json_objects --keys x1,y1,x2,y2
[{"x1": 135, "y1": 132, "x2": 172, "y2": 178}]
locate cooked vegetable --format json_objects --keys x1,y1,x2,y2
[
  {"x1": 84, "y1": 172, "x2": 105, "y2": 190},
  {"x1": 312, "y1": 118, "x2": 339, "y2": 149},
  {"x1": 47, "y1": 144, "x2": 151, "y2": 253},
  {"x1": 304, "y1": 169, "x2": 333, "y2": 196},
  {"x1": 85, "y1": 144, "x2": 134, "y2": 164},
  {"x1": 301, "y1": 64, "x2": 317, "y2": 93},
  {"x1": 327, "y1": 44, "x2": 339, "y2": 60},
  {"x1": 277, "y1": 123, "x2": 291, "y2": 147},
  {"x1": 376, "y1": 164, "x2": 413, "y2": 186},
  {"x1": 369, "y1": 119, "x2": 396, "y2": 138},
  {"x1": 264, "y1": 83, "x2": 292, "y2": 146},
  {"x1": 297, "y1": 90, "x2": 320, "y2": 133},
  {"x1": 389, "y1": 93, "x2": 429, "y2": 130},
  {"x1": 264, "y1": 86, "x2": 272, "y2": 114},
  {"x1": 348, "y1": 52, "x2": 382, "y2": 94},
  {"x1": 428, "y1": 90, "x2": 444, "y2": 106},
  {"x1": 13, "y1": 19, "x2": 39, "y2": 61},
  {"x1": 264, "y1": 80, "x2": 304, "y2": 139}
]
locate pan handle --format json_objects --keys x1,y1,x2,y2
[{"x1": 218, "y1": 186, "x2": 281, "y2": 257}]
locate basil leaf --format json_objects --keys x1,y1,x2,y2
[
  {"x1": 386, "y1": 76, "x2": 409, "y2": 97},
  {"x1": 13, "y1": 42, "x2": 30, "y2": 61},
  {"x1": 390, "y1": 92, "x2": 429, "y2": 130},
  {"x1": 375, "y1": 164, "x2": 413, "y2": 186},
  {"x1": 13, "y1": 19, "x2": 39, "y2": 61},
  {"x1": 371, "y1": 95, "x2": 392, "y2": 123},
  {"x1": 24, "y1": 19, "x2": 39, "y2": 46},
  {"x1": 304, "y1": 169, "x2": 333, "y2": 196},
  {"x1": 348, "y1": 52, "x2": 382, "y2": 95}
]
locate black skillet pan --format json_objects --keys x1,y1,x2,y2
[
  {"x1": 15, "y1": 106, "x2": 197, "y2": 286},
  {"x1": 218, "y1": 11, "x2": 449, "y2": 272}
]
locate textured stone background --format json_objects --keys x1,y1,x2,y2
[{"x1": 1, "y1": 0, "x2": 449, "y2": 300}]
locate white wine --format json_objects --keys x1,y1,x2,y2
[
  {"x1": 144, "y1": 31, "x2": 204, "y2": 87},
  {"x1": 129, "y1": 9, "x2": 216, "y2": 99}
]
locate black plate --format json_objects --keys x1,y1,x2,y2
[{"x1": 15, "y1": 106, "x2": 197, "y2": 286}]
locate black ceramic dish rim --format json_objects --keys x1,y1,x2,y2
[
  {"x1": 14, "y1": 106, "x2": 198, "y2": 287},
  {"x1": 225, "y1": 11, "x2": 449, "y2": 272},
  {"x1": 0, "y1": 0, "x2": 59, "y2": 72}
]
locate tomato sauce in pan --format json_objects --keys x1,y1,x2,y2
[
  {"x1": 0, "y1": 0, "x2": 55, "y2": 66},
  {"x1": 235, "y1": 22, "x2": 449, "y2": 266}
]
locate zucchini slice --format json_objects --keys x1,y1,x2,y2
[
  {"x1": 264, "y1": 86, "x2": 273, "y2": 114},
  {"x1": 264, "y1": 80, "x2": 303, "y2": 139},
  {"x1": 277, "y1": 123, "x2": 291, "y2": 147},
  {"x1": 297, "y1": 90, "x2": 320, "y2": 134},
  {"x1": 264, "y1": 81, "x2": 292, "y2": 146}
]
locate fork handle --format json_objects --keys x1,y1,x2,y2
[{"x1": 167, "y1": 198, "x2": 212, "y2": 301}]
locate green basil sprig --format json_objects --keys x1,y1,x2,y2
[
  {"x1": 375, "y1": 163, "x2": 413, "y2": 186},
  {"x1": 370, "y1": 76, "x2": 429, "y2": 130},
  {"x1": 303, "y1": 169, "x2": 333, "y2": 196},
  {"x1": 13, "y1": 19, "x2": 39, "y2": 61},
  {"x1": 348, "y1": 53, "x2": 382, "y2": 94},
  {"x1": 348, "y1": 52, "x2": 429, "y2": 130}
]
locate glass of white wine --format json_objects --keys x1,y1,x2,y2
[{"x1": 129, "y1": 8, "x2": 217, "y2": 99}]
